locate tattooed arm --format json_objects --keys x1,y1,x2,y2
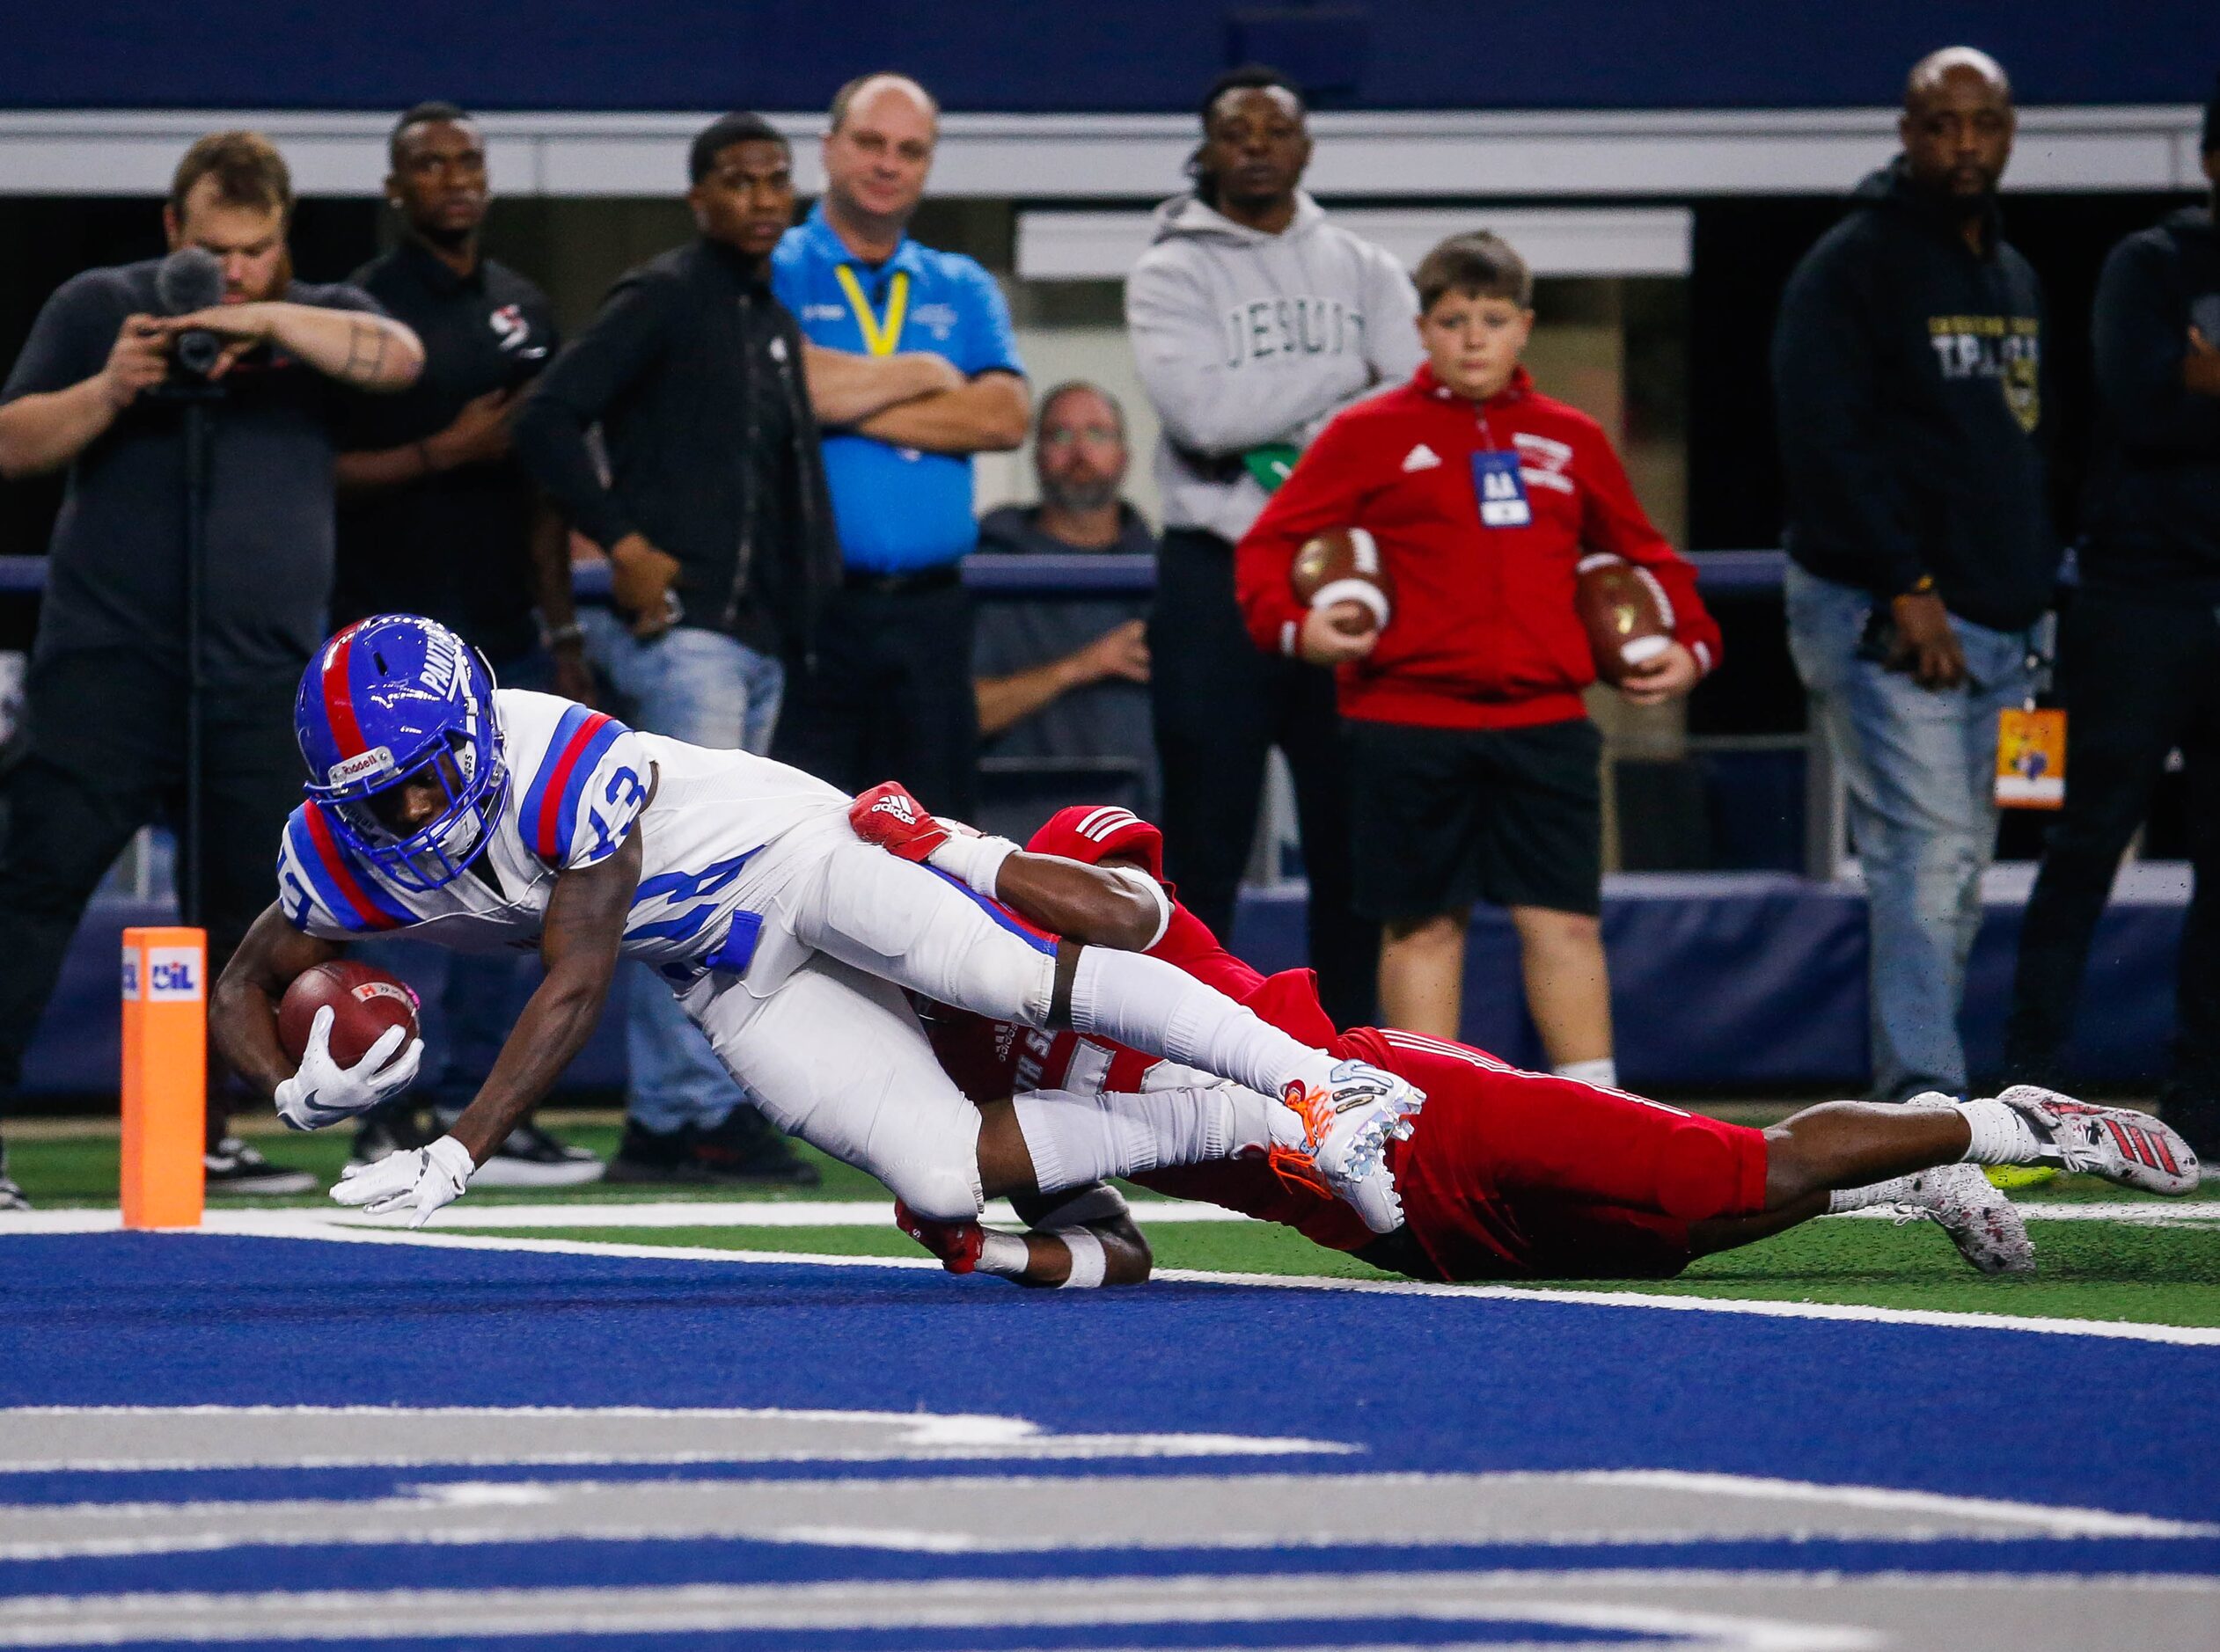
[{"x1": 159, "y1": 303, "x2": 423, "y2": 391}]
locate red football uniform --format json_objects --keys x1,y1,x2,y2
[
  {"x1": 1140, "y1": 1014, "x2": 1770, "y2": 1281},
  {"x1": 923, "y1": 803, "x2": 1772, "y2": 1282}
]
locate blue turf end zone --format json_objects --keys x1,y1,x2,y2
[
  {"x1": 3, "y1": 1233, "x2": 2210, "y2": 1517},
  {"x1": 1, "y1": 1232, "x2": 2214, "y2": 1648}
]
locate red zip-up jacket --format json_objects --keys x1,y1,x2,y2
[{"x1": 1236, "y1": 364, "x2": 1721, "y2": 730}]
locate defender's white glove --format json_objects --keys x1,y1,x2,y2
[
  {"x1": 274, "y1": 1005, "x2": 422, "y2": 1132},
  {"x1": 331, "y1": 1134, "x2": 475, "y2": 1227}
]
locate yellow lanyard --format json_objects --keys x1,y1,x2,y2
[{"x1": 834, "y1": 264, "x2": 909, "y2": 356}]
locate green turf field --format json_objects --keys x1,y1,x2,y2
[
  {"x1": 1, "y1": 1121, "x2": 890, "y2": 1205},
  {"x1": 11, "y1": 1119, "x2": 2216, "y2": 1328}
]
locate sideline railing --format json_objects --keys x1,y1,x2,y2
[{"x1": 0, "y1": 550, "x2": 1791, "y2": 599}]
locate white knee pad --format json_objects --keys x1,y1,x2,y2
[
  {"x1": 810, "y1": 843, "x2": 1057, "y2": 1026},
  {"x1": 685, "y1": 954, "x2": 988, "y2": 1224},
  {"x1": 936, "y1": 919, "x2": 1059, "y2": 1027}
]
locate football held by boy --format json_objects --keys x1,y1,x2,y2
[{"x1": 1235, "y1": 230, "x2": 1720, "y2": 1085}]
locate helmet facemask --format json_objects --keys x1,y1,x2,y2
[{"x1": 321, "y1": 732, "x2": 510, "y2": 893}]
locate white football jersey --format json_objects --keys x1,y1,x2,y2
[{"x1": 276, "y1": 690, "x2": 849, "y2": 975}]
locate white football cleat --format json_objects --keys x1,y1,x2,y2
[
  {"x1": 1989, "y1": 1085, "x2": 2200, "y2": 1197},
  {"x1": 1890, "y1": 1162, "x2": 2035, "y2": 1276},
  {"x1": 1277, "y1": 1060, "x2": 1425, "y2": 1234}
]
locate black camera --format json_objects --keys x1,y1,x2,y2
[
  {"x1": 154, "y1": 247, "x2": 225, "y2": 385},
  {"x1": 169, "y1": 326, "x2": 223, "y2": 380}
]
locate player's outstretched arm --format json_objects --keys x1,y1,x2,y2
[
  {"x1": 209, "y1": 903, "x2": 344, "y2": 1100},
  {"x1": 993, "y1": 853, "x2": 1167, "y2": 952},
  {"x1": 847, "y1": 780, "x2": 1164, "y2": 950},
  {"x1": 334, "y1": 830, "x2": 643, "y2": 1224},
  {"x1": 447, "y1": 828, "x2": 641, "y2": 1165}
]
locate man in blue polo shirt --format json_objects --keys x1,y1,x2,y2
[{"x1": 772, "y1": 71, "x2": 1029, "y2": 819}]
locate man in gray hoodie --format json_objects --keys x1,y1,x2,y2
[{"x1": 1126, "y1": 65, "x2": 1421, "y2": 1027}]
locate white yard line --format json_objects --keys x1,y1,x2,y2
[
  {"x1": 8, "y1": 1198, "x2": 2206, "y2": 1232},
  {"x1": 7, "y1": 1207, "x2": 2214, "y2": 1348},
  {"x1": 1836, "y1": 1202, "x2": 2220, "y2": 1228},
  {"x1": 1134, "y1": 1262, "x2": 2220, "y2": 1346},
  {"x1": 426, "y1": 1199, "x2": 1258, "y2": 1229},
  {"x1": 0, "y1": 1200, "x2": 1252, "y2": 1234}
]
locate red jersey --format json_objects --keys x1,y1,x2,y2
[
  {"x1": 1235, "y1": 364, "x2": 1722, "y2": 732},
  {"x1": 919, "y1": 846, "x2": 1769, "y2": 1283},
  {"x1": 1145, "y1": 1023, "x2": 1769, "y2": 1283}
]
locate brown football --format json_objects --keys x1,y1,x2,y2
[
  {"x1": 1289, "y1": 527, "x2": 1394, "y2": 630},
  {"x1": 278, "y1": 960, "x2": 421, "y2": 1069},
  {"x1": 1574, "y1": 553, "x2": 1674, "y2": 685}
]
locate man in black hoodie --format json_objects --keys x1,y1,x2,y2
[
  {"x1": 513, "y1": 112, "x2": 949, "y2": 1186},
  {"x1": 1775, "y1": 48, "x2": 2058, "y2": 1105},
  {"x1": 2008, "y1": 79, "x2": 2220, "y2": 1152}
]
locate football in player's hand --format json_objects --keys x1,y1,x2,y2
[
  {"x1": 1290, "y1": 527, "x2": 1394, "y2": 631},
  {"x1": 278, "y1": 961, "x2": 421, "y2": 1069},
  {"x1": 1574, "y1": 553, "x2": 1674, "y2": 685}
]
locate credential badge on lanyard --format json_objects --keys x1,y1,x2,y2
[
  {"x1": 1995, "y1": 625, "x2": 2065, "y2": 809},
  {"x1": 1471, "y1": 450, "x2": 1532, "y2": 528},
  {"x1": 834, "y1": 264, "x2": 910, "y2": 356}
]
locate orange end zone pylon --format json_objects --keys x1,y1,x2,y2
[{"x1": 120, "y1": 926, "x2": 206, "y2": 1230}]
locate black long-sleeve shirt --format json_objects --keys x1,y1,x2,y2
[
  {"x1": 1773, "y1": 160, "x2": 2059, "y2": 632},
  {"x1": 512, "y1": 237, "x2": 840, "y2": 660},
  {"x1": 2083, "y1": 206, "x2": 2220, "y2": 601}
]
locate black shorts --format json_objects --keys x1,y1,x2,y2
[{"x1": 1347, "y1": 716, "x2": 1603, "y2": 921}]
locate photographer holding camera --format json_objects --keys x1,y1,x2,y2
[{"x1": 0, "y1": 131, "x2": 422, "y2": 1209}]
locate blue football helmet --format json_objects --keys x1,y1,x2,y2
[{"x1": 295, "y1": 615, "x2": 508, "y2": 892}]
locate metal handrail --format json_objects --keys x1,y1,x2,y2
[{"x1": 0, "y1": 548, "x2": 1791, "y2": 599}]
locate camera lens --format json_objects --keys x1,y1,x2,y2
[{"x1": 172, "y1": 329, "x2": 222, "y2": 378}]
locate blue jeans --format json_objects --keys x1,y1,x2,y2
[
  {"x1": 1785, "y1": 565, "x2": 2035, "y2": 1101},
  {"x1": 579, "y1": 614, "x2": 787, "y2": 1134},
  {"x1": 428, "y1": 648, "x2": 560, "y2": 1121}
]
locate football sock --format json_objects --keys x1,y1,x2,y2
[
  {"x1": 1011, "y1": 1083, "x2": 1282, "y2": 1193},
  {"x1": 976, "y1": 1231, "x2": 1029, "y2": 1277},
  {"x1": 1058, "y1": 1229, "x2": 1108, "y2": 1289},
  {"x1": 1828, "y1": 1174, "x2": 1921, "y2": 1213},
  {"x1": 1946, "y1": 1097, "x2": 2044, "y2": 1166},
  {"x1": 1554, "y1": 1056, "x2": 1618, "y2": 1088},
  {"x1": 1066, "y1": 947, "x2": 1328, "y2": 1097}
]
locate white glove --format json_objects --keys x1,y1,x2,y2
[
  {"x1": 331, "y1": 1134, "x2": 475, "y2": 1227},
  {"x1": 274, "y1": 1005, "x2": 423, "y2": 1132}
]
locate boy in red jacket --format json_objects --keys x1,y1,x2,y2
[{"x1": 1236, "y1": 232, "x2": 1720, "y2": 1083}]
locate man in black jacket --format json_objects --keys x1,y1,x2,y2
[
  {"x1": 513, "y1": 112, "x2": 949, "y2": 1185},
  {"x1": 2008, "y1": 78, "x2": 2220, "y2": 1152},
  {"x1": 1774, "y1": 48, "x2": 2059, "y2": 1104}
]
